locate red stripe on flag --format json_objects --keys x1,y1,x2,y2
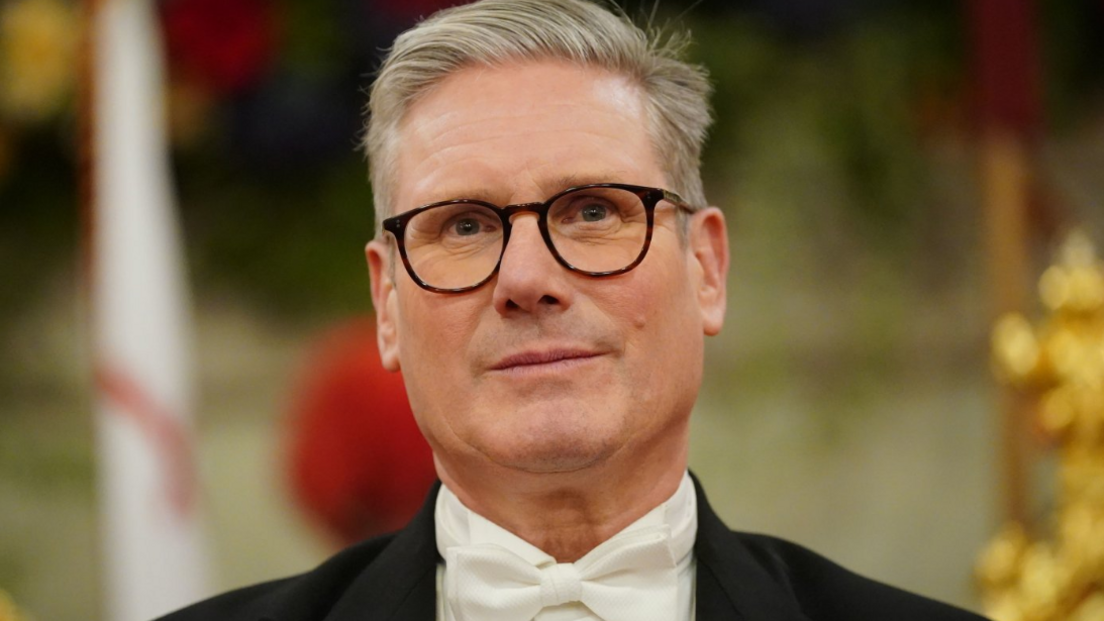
[{"x1": 96, "y1": 365, "x2": 198, "y2": 519}]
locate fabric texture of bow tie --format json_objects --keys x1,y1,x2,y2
[{"x1": 444, "y1": 523, "x2": 679, "y2": 621}]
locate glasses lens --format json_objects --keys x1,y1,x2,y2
[
  {"x1": 404, "y1": 202, "x2": 503, "y2": 290},
  {"x1": 548, "y1": 187, "x2": 648, "y2": 273}
]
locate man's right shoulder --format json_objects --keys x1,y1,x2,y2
[{"x1": 155, "y1": 533, "x2": 398, "y2": 621}]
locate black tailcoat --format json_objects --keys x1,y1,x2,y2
[{"x1": 158, "y1": 480, "x2": 988, "y2": 620}]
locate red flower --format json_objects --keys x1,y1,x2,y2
[{"x1": 285, "y1": 318, "x2": 437, "y2": 546}]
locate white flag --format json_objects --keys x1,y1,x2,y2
[{"x1": 89, "y1": 0, "x2": 210, "y2": 619}]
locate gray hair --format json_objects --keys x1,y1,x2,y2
[{"x1": 364, "y1": 0, "x2": 713, "y2": 234}]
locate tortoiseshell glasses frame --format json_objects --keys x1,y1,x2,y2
[{"x1": 381, "y1": 183, "x2": 697, "y2": 294}]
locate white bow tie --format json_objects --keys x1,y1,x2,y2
[{"x1": 445, "y1": 524, "x2": 679, "y2": 621}]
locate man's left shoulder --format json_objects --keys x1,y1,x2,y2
[
  {"x1": 733, "y1": 532, "x2": 989, "y2": 621},
  {"x1": 154, "y1": 533, "x2": 401, "y2": 621}
]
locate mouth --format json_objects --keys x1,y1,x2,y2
[{"x1": 490, "y1": 348, "x2": 603, "y2": 372}]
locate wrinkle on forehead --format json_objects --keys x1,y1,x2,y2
[
  {"x1": 392, "y1": 60, "x2": 659, "y2": 212},
  {"x1": 412, "y1": 170, "x2": 640, "y2": 206}
]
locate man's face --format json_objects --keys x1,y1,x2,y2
[{"x1": 367, "y1": 60, "x2": 728, "y2": 479}]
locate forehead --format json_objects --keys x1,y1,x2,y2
[{"x1": 392, "y1": 60, "x2": 664, "y2": 210}]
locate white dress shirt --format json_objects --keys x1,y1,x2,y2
[{"x1": 435, "y1": 472, "x2": 697, "y2": 621}]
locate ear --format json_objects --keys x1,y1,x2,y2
[
  {"x1": 366, "y1": 239, "x2": 402, "y2": 371},
  {"x1": 688, "y1": 207, "x2": 729, "y2": 336}
]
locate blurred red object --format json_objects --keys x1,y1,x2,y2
[
  {"x1": 285, "y1": 317, "x2": 436, "y2": 546},
  {"x1": 161, "y1": 0, "x2": 278, "y2": 95}
]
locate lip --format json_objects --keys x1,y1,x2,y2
[{"x1": 489, "y1": 348, "x2": 604, "y2": 372}]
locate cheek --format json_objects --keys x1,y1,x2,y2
[
  {"x1": 600, "y1": 285, "x2": 652, "y2": 332},
  {"x1": 616, "y1": 251, "x2": 702, "y2": 368},
  {"x1": 396, "y1": 287, "x2": 483, "y2": 372},
  {"x1": 602, "y1": 251, "x2": 686, "y2": 328},
  {"x1": 630, "y1": 247, "x2": 696, "y2": 323}
]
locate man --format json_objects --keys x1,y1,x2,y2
[{"x1": 161, "y1": 0, "x2": 988, "y2": 619}]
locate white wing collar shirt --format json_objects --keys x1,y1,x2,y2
[{"x1": 435, "y1": 472, "x2": 698, "y2": 621}]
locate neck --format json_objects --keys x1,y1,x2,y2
[{"x1": 436, "y1": 433, "x2": 689, "y2": 562}]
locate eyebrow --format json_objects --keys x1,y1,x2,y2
[
  {"x1": 542, "y1": 172, "x2": 635, "y2": 194},
  {"x1": 424, "y1": 171, "x2": 636, "y2": 206}
]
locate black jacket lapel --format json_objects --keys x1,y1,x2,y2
[
  {"x1": 299, "y1": 478, "x2": 814, "y2": 621},
  {"x1": 693, "y1": 477, "x2": 813, "y2": 621},
  {"x1": 323, "y1": 483, "x2": 441, "y2": 621}
]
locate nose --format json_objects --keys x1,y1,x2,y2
[{"x1": 491, "y1": 214, "x2": 575, "y2": 316}]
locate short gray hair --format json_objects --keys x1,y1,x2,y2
[{"x1": 364, "y1": 0, "x2": 713, "y2": 233}]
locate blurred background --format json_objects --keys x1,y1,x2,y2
[{"x1": 2, "y1": 0, "x2": 1103, "y2": 619}]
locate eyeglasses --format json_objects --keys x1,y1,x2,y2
[{"x1": 381, "y1": 183, "x2": 697, "y2": 293}]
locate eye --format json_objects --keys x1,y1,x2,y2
[
  {"x1": 580, "y1": 204, "x2": 609, "y2": 222},
  {"x1": 453, "y1": 218, "x2": 483, "y2": 236}
]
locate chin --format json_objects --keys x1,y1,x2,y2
[
  {"x1": 479, "y1": 416, "x2": 621, "y2": 475},
  {"x1": 489, "y1": 445, "x2": 611, "y2": 474}
]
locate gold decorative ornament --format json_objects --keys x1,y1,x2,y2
[
  {"x1": 0, "y1": 0, "x2": 78, "y2": 122},
  {"x1": 0, "y1": 589, "x2": 32, "y2": 621},
  {"x1": 978, "y1": 231, "x2": 1104, "y2": 621}
]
